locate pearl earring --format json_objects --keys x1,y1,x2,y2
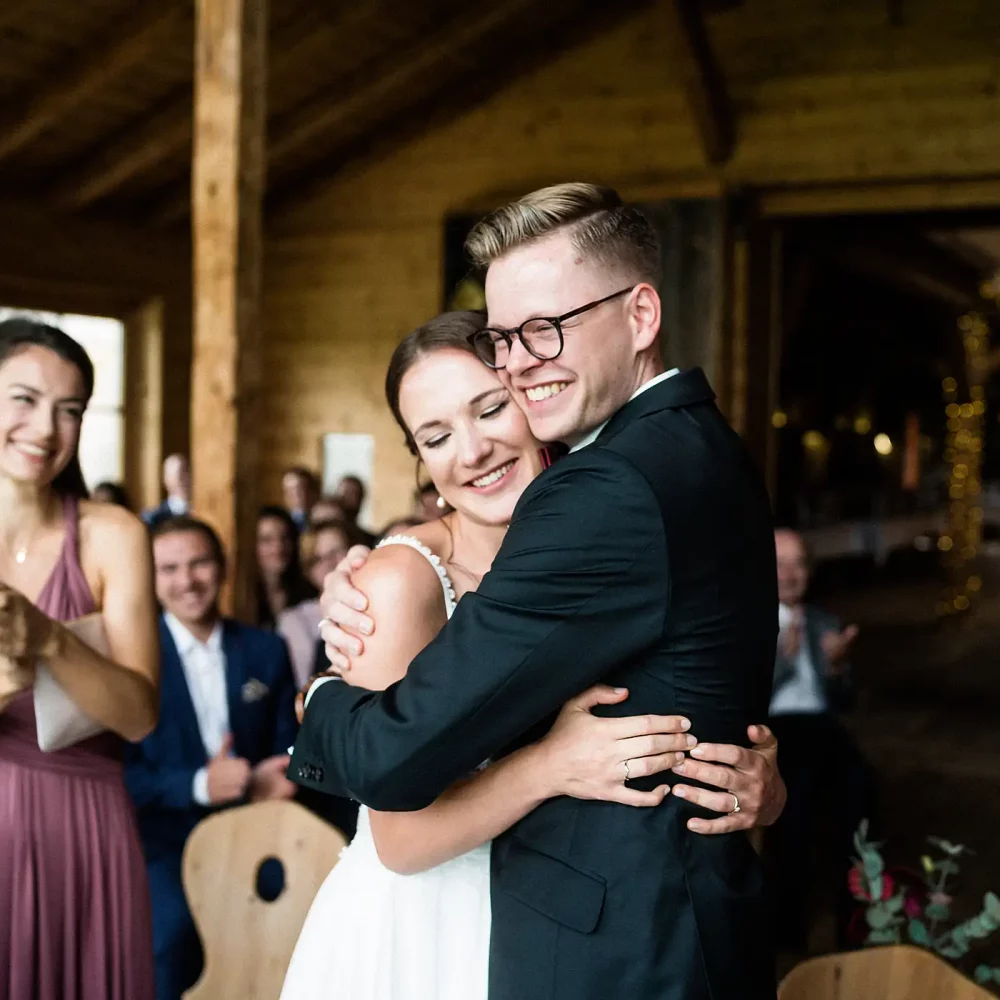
[{"x1": 436, "y1": 495, "x2": 447, "y2": 510}]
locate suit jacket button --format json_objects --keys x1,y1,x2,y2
[
  {"x1": 315, "y1": 767, "x2": 324, "y2": 781},
  {"x1": 297, "y1": 767, "x2": 307, "y2": 779}
]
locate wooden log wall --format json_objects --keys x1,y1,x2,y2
[{"x1": 260, "y1": 0, "x2": 1000, "y2": 527}]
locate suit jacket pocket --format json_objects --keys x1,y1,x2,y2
[{"x1": 494, "y1": 835, "x2": 606, "y2": 934}]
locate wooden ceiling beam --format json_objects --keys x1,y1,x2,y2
[
  {"x1": 51, "y1": 5, "x2": 337, "y2": 210},
  {"x1": 0, "y1": 3, "x2": 187, "y2": 163},
  {"x1": 49, "y1": 89, "x2": 193, "y2": 209},
  {"x1": 660, "y1": 0, "x2": 734, "y2": 165},
  {"x1": 149, "y1": 0, "x2": 551, "y2": 225}
]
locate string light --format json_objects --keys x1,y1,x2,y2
[{"x1": 939, "y1": 311, "x2": 990, "y2": 617}]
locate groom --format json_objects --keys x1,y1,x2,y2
[{"x1": 292, "y1": 183, "x2": 779, "y2": 998}]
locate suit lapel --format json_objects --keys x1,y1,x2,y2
[
  {"x1": 159, "y1": 616, "x2": 207, "y2": 763},
  {"x1": 222, "y1": 620, "x2": 250, "y2": 758}
]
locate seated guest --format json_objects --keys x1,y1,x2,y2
[
  {"x1": 255, "y1": 506, "x2": 317, "y2": 630},
  {"x1": 282, "y1": 466, "x2": 320, "y2": 532},
  {"x1": 334, "y1": 473, "x2": 376, "y2": 546},
  {"x1": 142, "y1": 454, "x2": 191, "y2": 527},
  {"x1": 309, "y1": 495, "x2": 346, "y2": 526},
  {"x1": 277, "y1": 519, "x2": 352, "y2": 688},
  {"x1": 768, "y1": 527, "x2": 871, "y2": 951},
  {"x1": 125, "y1": 516, "x2": 298, "y2": 1000},
  {"x1": 93, "y1": 480, "x2": 132, "y2": 509}
]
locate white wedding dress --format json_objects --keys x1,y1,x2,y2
[{"x1": 280, "y1": 536, "x2": 492, "y2": 1000}]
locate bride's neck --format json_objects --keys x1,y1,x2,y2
[{"x1": 443, "y1": 511, "x2": 506, "y2": 581}]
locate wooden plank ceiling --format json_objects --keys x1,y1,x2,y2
[{"x1": 0, "y1": 0, "x2": 715, "y2": 227}]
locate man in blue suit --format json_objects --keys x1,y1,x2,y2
[{"x1": 125, "y1": 515, "x2": 298, "y2": 1000}]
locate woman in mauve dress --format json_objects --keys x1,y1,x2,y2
[{"x1": 0, "y1": 317, "x2": 159, "y2": 1000}]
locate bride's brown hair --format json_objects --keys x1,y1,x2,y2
[{"x1": 385, "y1": 310, "x2": 488, "y2": 456}]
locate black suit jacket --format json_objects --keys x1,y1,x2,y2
[{"x1": 291, "y1": 368, "x2": 778, "y2": 1000}]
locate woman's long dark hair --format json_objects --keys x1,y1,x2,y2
[
  {"x1": 0, "y1": 316, "x2": 94, "y2": 499},
  {"x1": 254, "y1": 504, "x2": 317, "y2": 629},
  {"x1": 385, "y1": 310, "x2": 487, "y2": 455}
]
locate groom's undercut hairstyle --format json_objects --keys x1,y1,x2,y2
[{"x1": 464, "y1": 182, "x2": 662, "y2": 286}]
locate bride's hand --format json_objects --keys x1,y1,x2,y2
[
  {"x1": 318, "y1": 545, "x2": 373, "y2": 673},
  {"x1": 0, "y1": 583, "x2": 57, "y2": 667},
  {"x1": 538, "y1": 685, "x2": 696, "y2": 807}
]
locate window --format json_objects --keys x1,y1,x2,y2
[{"x1": 0, "y1": 308, "x2": 126, "y2": 489}]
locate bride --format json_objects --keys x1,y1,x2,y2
[{"x1": 281, "y1": 311, "x2": 781, "y2": 1000}]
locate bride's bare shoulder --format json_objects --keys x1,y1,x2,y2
[{"x1": 355, "y1": 531, "x2": 448, "y2": 620}]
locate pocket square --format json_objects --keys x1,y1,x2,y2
[{"x1": 241, "y1": 678, "x2": 270, "y2": 703}]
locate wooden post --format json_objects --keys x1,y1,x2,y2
[
  {"x1": 123, "y1": 298, "x2": 165, "y2": 512},
  {"x1": 191, "y1": 0, "x2": 267, "y2": 618}
]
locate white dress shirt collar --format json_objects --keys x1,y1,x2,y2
[
  {"x1": 569, "y1": 368, "x2": 680, "y2": 454},
  {"x1": 163, "y1": 612, "x2": 223, "y2": 657}
]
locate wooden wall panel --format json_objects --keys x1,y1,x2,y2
[{"x1": 252, "y1": 0, "x2": 1000, "y2": 525}]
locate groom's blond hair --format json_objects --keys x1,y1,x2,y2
[{"x1": 464, "y1": 182, "x2": 661, "y2": 285}]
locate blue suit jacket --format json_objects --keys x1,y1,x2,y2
[{"x1": 125, "y1": 615, "x2": 298, "y2": 862}]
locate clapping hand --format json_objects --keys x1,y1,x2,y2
[
  {"x1": 820, "y1": 624, "x2": 858, "y2": 674},
  {"x1": 0, "y1": 584, "x2": 56, "y2": 709}
]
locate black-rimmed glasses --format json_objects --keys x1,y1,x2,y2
[{"x1": 467, "y1": 286, "x2": 635, "y2": 370}]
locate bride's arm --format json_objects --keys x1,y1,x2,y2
[{"x1": 339, "y1": 548, "x2": 690, "y2": 875}]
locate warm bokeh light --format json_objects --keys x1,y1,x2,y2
[
  {"x1": 873, "y1": 433, "x2": 893, "y2": 455},
  {"x1": 801, "y1": 430, "x2": 826, "y2": 452},
  {"x1": 853, "y1": 414, "x2": 872, "y2": 435},
  {"x1": 771, "y1": 410, "x2": 788, "y2": 428}
]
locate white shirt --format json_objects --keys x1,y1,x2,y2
[
  {"x1": 768, "y1": 603, "x2": 827, "y2": 716},
  {"x1": 163, "y1": 613, "x2": 229, "y2": 805},
  {"x1": 569, "y1": 369, "x2": 680, "y2": 453}
]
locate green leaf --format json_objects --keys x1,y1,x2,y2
[
  {"x1": 928, "y1": 837, "x2": 969, "y2": 857},
  {"x1": 863, "y1": 848, "x2": 885, "y2": 880},
  {"x1": 974, "y1": 966, "x2": 992, "y2": 985},
  {"x1": 867, "y1": 903, "x2": 895, "y2": 930},
  {"x1": 937, "y1": 860, "x2": 960, "y2": 877},
  {"x1": 886, "y1": 893, "x2": 905, "y2": 914},
  {"x1": 939, "y1": 944, "x2": 966, "y2": 959},
  {"x1": 925, "y1": 903, "x2": 950, "y2": 922},
  {"x1": 908, "y1": 919, "x2": 930, "y2": 946},
  {"x1": 867, "y1": 928, "x2": 900, "y2": 945},
  {"x1": 985, "y1": 892, "x2": 1000, "y2": 923}
]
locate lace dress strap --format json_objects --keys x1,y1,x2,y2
[{"x1": 376, "y1": 535, "x2": 457, "y2": 619}]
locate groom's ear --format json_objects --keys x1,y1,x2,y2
[{"x1": 628, "y1": 283, "x2": 661, "y2": 353}]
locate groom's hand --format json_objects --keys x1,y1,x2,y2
[
  {"x1": 669, "y1": 724, "x2": 786, "y2": 834},
  {"x1": 318, "y1": 545, "x2": 374, "y2": 672}
]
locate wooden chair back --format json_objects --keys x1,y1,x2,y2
[
  {"x1": 779, "y1": 945, "x2": 995, "y2": 1000},
  {"x1": 182, "y1": 800, "x2": 347, "y2": 1000}
]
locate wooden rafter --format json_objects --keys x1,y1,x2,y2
[
  {"x1": 149, "y1": 0, "x2": 548, "y2": 225},
  {"x1": 49, "y1": 5, "x2": 337, "y2": 209},
  {"x1": 0, "y1": 3, "x2": 186, "y2": 163},
  {"x1": 50, "y1": 89, "x2": 193, "y2": 209},
  {"x1": 660, "y1": 0, "x2": 734, "y2": 165}
]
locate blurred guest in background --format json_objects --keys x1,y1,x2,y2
[
  {"x1": 126, "y1": 516, "x2": 297, "y2": 1000},
  {"x1": 309, "y1": 495, "x2": 346, "y2": 527},
  {"x1": 0, "y1": 316, "x2": 159, "y2": 999},
  {"x1": 143, "y1": 454, "x2": 191, "y2": 528},
  {"x1": 412, "y1": 480, "x2": 443, "y2": 521},
  {"x1": 379, "y1": 516, "x2": 423, "y2": 541},
  {"x1": 334, "y1": 474, "x2": 376, "y2": 546},
  {"x1": 255, "y1": 506, "x2": 316, "y2": 630},
  {"x1": 93, "y1": 480, "x2": 132, "y2": 509},
  {"x1": 282, "y1": 466, "x2": 320, "y2": 532},
  {"x1": 278, "y1": 519, "x2": 352, "y2": 688},
  {"x1": 768, "y1": 527, "x2": 870, "y2": 951}
]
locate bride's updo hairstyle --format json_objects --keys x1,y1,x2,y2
[{"x1": 385, "y1": 310, "x2": 488, "y2": 456}]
